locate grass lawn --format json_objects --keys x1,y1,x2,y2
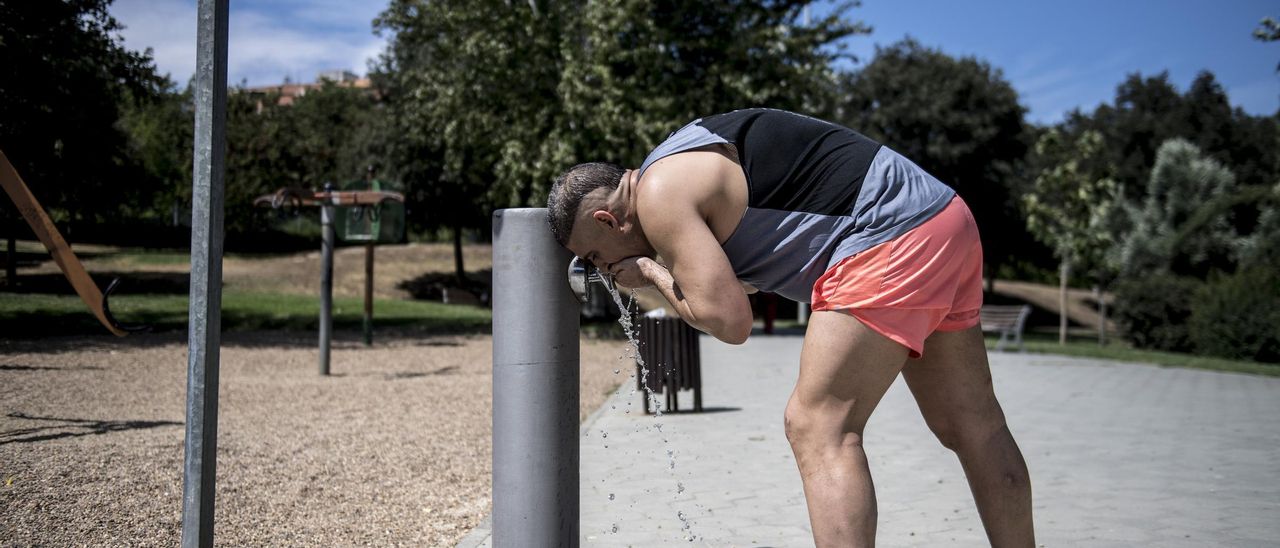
[
  {"x1": 0, "y1": 291, "x2": 491, "y2": 338},
  {"x1": 990, "y1": 331, "x2": 1280, "y2": 378}
]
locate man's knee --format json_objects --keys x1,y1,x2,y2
[
  {"x1": 784, "y1": 398, "x2": 864, "y2": 453},
  {"x1": 927, "y1": 414, "x2": 1007, "y2": 453}
]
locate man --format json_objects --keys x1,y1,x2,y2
[{"x1": 547, "y1": 108, "x2": 1033, "y2": 547}]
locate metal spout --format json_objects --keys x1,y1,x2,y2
[{"x1": 568, "y1": 256, "x2": 614, "y2": 304}]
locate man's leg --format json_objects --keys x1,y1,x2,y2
[
  {"x1": 785, "y1": 310, "x2": 910, "y2": 547},
  {"x1": 902, "y1": 325, "x2": 1034, "y2": 547}
]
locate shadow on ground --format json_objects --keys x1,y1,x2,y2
[
  {"x1": 0, "y1": 272, "x2": 190, "y2": 295},
  {"x1": 0, "y1": 412, "x2": 182, "y2": 445}
]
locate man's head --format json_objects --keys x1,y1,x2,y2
[
  {"x1": 547, "y1": 162, "x2": 625, "y2": 247},
  {"x1": 546, "y1": 162, "x2": 650, "y2": 272}
]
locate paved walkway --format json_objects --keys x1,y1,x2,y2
[{"x1": 465, "y1": 333, "x2": 1280, "y2": 547}]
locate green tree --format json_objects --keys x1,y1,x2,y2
[
  {"x1": 287, "y1": 82, "x2": 379, "y2": 188},
  {"x1": 555, "y1": 0, "x2": 868, "y2": 172},
  {"x1": 118, "y1": 83, "x2": 194, "y2": 228},
  {"x1": 838, "y1": 38, "x2": 1032, "y2": 287},
  {"x1": 374, "y1": 0, "x2": 867, "y2": 282},
  {"x1": 1022, "y1": 130, "x2": 1119, "y2": 344},
  {"x1": 210, "y1": 83, "x2": 381, "y2": 242},
  {"x1": 1064, "y1": 72, "x2": 1278, "y2": 197},
  {"x1": 374, "y1": 0, "x2": 562, "y2": 282},
  {"x1": 1255, "y1": 16, "x2": 1279, "y2": 71},
  {"x1": 1116, "y1": 139, "x2": 1239, "y2": 279},
  {"x1": 1, "y1": 0, "x2": 167, "y2": 240},
  {"x1": 1235, "y1": 183, "x2": 1280, "y2": 268}
]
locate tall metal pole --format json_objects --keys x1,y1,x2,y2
[
  {"x1": 181, "y1": 0, "x2": 228, "y2": 546},
  {"x1": 363, "y1": 243, "x2": 374, "y2": 346},
  {"x1": 319, "y1": 184, "x2": 335, "y2": 375},
  {"x1": 491, "y1": 208, "x2": 579, "y2": 547}
]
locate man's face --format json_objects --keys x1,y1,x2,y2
[{"x1": 566, "y1": 210, "x2": 628, "y2": 275}]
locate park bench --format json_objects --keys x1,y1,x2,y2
[
  {"x1": 635, "y1": 313, "x2": 703, "y2": 414},
  {"x1": 980, "y1": 304, "x2": 1032, "y2": 352}
]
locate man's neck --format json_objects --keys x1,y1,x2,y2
[{"x1": 608, "y1": 172, "x2": 648, "y2": 250}]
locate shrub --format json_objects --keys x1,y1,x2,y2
[
  {"x1": 1112, "y1": 274, "x2": 1202, "y2": 352},
  {"x1": 1190, "y1": 268, "x2": 1280, "y2": 363}
]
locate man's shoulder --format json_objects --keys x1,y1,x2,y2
[
  {"x1": 637, "y1": 148, "x2": 747, "y2": 243},
  {"x1": 638, "y1": 148, "x2": 737, "y2": 196}
]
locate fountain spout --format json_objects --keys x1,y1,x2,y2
[{"x1": 568, "y1": 256, "x2": 615, "y2": 304}]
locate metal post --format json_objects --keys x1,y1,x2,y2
[
  {"x1": 181, "y1": 0, "x2": 228, "y2": 546},
  {"x1": 797, "y1": 301, "x2": 809, "y2": 326},
  {"x1": 363, "y1": 244, "x2": 374, "y2": 346},
  {"x1": 319, "y1": 184, "x2": 335, "y2": 376},
  {"x1": 491, "y1": 208, "x2": 579, "y2": 547}
]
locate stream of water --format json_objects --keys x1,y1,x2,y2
[{"x1": 597, "y1": 277, "x2": 699, "y2": 542}]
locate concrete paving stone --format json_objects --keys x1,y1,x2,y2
[
  {"x1": 462, "y1": 333, "x2": 1280, "y2": 547},
  {"x1": 725, "y1": 525, "x2": 815, "y2": 547}
]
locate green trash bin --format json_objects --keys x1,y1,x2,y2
[{"x1": 334, "y1": 179, "x2": 405, "y2": 244}]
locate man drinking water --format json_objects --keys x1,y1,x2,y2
[{"x1": 546, "y1": 108, "x2": 1033, "y2": 547}]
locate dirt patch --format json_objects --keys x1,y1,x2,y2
[{"x1": 0, "y1": 330, "x2": 629, "y2": 547}]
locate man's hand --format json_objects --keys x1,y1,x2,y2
[{"x1": 609, "y1": 256, "x2": 658, "y2": 289}]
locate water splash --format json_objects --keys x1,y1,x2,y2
[
  {"x1": 599, "y1": 274, "x2": 699, "y2": 542},
  {"x1": 602, "y1": 281, "x2": 664, "y2": 416}
]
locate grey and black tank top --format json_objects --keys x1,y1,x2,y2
[{"x1": 637, "y1": 108, "x2": 955, "y2": 303}]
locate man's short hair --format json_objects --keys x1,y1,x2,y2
[{"x1": 546, "y1": 162, "x2": 625, "y2": 247}]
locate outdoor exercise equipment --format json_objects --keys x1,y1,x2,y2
[
  {"x1": 0, "y1": 150, "x2": 149, "y2": 336},
  {"x1": 254, "y1": 184, "x2": 405, "y2": 374},
  {"x1": 182, "y1": 1, "x2": 228, "y2": 545},
  {"x1": 492, "y1": 208, "x2": 580, "y2": 546}
]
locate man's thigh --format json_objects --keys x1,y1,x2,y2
[{"x1": 791, "y1": 310, "x2": 911, "y2": 435}]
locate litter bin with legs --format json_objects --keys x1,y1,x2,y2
[{"x1": 635, "y1": 313, "x2": 703, "y2": 414}]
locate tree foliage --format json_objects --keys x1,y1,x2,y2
[
  {"x1": 1256, "y1": 16, "x2": 1280, "y2": 71},
  {"x1": 0, "y1": 0, "x2": 167, "y2": 234},
  {"x1": 1063, "y1": 72, "x2": 1278, "y2": 196},
  {"x1": 1190, "y1": 267, "x2": 1280, "y2": 362},
  {"x1": 118, "y1": 84, "x2": 194, "y2": 226},
  {"x1": 1115, "y1": 139, "x2": 1239, "y2": 278},
  {"x1": 221, "y1": 84, "x2": 379, "y2": 236},
  {"x1": 1023, "y1": 129, "x2": 1118, "y2": 269},
  {"x1": 373, "y1": 0, "x2": 867, "y2": 277},
  {"x1": 837, "y1": 38, "x2": 1032, "y2": 279},
  {"x1": 373, "y1": 0, "x2": 866, "y2": 218}
]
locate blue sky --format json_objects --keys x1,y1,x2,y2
[{"x1": 111, "y1": 0, "x2": 1279, "y2": 124}]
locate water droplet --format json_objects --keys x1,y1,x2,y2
[
  {"x1": 608, "y1": 493, "x2": 615, "y2": 501},
  {"x1": 613, "y1": 368, "x2": 620, "y2": 374},
  {"x1": 677, "y1": 482, "x2": 685, "y2": 494},
  {"x1": 611, "y1": 524, "x2": 619, "y2": 534}
]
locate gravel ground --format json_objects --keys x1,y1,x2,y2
[{"x1": 0, "y1": 329, "x2": 628, "y2": 547}]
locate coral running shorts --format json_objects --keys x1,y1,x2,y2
[{"x1": 811, "y1": 196, "x2": 984, "y2": 358}]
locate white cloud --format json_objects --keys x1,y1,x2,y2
[
  {"x1": 111, "y1": 0, "x2": 198, "y2": 85},
  {"x1": 111, "y1": 0, "x2": 387, "y2": 87}
]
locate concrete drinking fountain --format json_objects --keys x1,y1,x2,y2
[{"x1": 491, "y1": 209, "x2": 683, "y2": 546}]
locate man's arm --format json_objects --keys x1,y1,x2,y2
[{"x1": 631, "y1": 154, "x2": 753, "y2": 344}]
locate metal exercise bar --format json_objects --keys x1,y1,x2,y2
[{"x1": 180, "y1": 0, "x2": 229, "y2": 546}]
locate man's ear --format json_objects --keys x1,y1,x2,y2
[{"x1": 592, "y1": 210, "x2": 617, "y2": 230}]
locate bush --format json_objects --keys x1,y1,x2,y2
[
  {"x1": 1190, "y1": 268, "x2": 1280, "y2": 363},
  {"x1": 1113, "y1": 274, "x2": 1202, "y2": 352}
]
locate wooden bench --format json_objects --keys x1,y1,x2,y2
[{"x1": 980, "y1": 304, "x2": 1032, "y2": 352}]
